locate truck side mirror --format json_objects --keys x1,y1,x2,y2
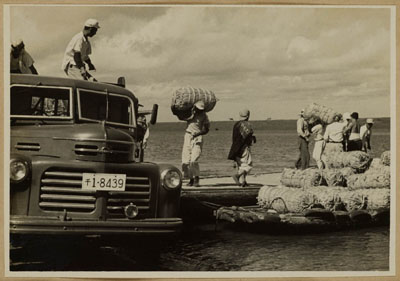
[{"x1": 150, "y1": 104, "x2": 158, "y2": 125}]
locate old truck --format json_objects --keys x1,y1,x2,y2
[{"x1": 9, "y1": 74, "x2": 183, "y2": 240}]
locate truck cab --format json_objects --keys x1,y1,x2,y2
[{"x1": 9, "y1": 74, "x2": 182, "y2": 237}]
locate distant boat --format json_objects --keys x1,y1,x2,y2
[
  {"x1": 229, "y1": 118, "x2": 234, "y2": 121},
  {"x1": 266, "y1": 117, "x2": 272, "y2": 121}
]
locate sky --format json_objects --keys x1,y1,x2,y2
[{"x1": 8, "y1": 5, "x2": 392, "y2": 122}]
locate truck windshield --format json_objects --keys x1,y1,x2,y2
[
  {"x1": 11, "y1": 85, "x2": 71, "y2": 118},
  {"x1": 78, "y1": 89, "x2": 134, "y2": 127}
]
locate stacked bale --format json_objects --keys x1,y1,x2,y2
[
  {"x1": 357, "y1": 188, "x2": 390, "y2": 212},
  {"x1": 257, "y1": 186, "x2": 315, "y2": 213},
  {"x1": 303, "y1": 103, "x2": 341, "y2": 125},
  {"x1": 305, "y1": 186, "x2": 366, "y2": 211},
  {"x1": 321, "y1": 167, "x2": 355, "y2": 187},
  {"x1": 171, "y1": 87, "x2": 217, "y2": 120},
  {"x1": 346, "y1": 158, "x2": 390, "y2": 190},
  {"x1": 280, "y1": 168, "x2": 324, "y2": 188},
  {"x1": 380, "y1": 151, "x2": 390, "y2": 166},
  {"x1": 323, "y1": 151, "x2": 372, "y2": 173}
]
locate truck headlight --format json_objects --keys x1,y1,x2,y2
[
  {"x1": 161, "y1": 169, "x2": 181, "y2": 190},
  {"x1": 10, "y1": 159, "x2": 29, "y2": 183}
]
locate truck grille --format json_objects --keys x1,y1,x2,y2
[
  {"x1": 107, "y1": 176, "x2": 151, "y2": 218},
  {"x1": 39, "y1": 171, "x2": 96, "y2": 213},
  {"x1": 39, "y1": 170, "x2": 152, "y2": 216}
]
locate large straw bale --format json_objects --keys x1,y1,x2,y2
[
  {"x1": 171, "y1": 87, "x2": 217, "y2": 120},
  {"x1": 257, "y1": 185, "x2": 314, "y2": 213},
  {"x1": 303, "y1": 103, "x2": 341, "y2": 125},
  {"x1": 280, "y1": 168, "x2": 324, "y2": 188},
  {"x1": 355, "y1": 188, "x2": 390, "y2": 211},
  {"x1": 258, "y1": 185, "x2": 389, "y2": 213},
  {"x1": 321, "y1": 167, "x2": 355, "y2": 187},
  {"x1": 347, "y1": 169, "x2": 390, "y2": 190},
  {"x1": 369, "y1": 158, "x2": 381, "y2": 169},
  {"x1": 323, "y1": 151, "x2": 372, "y2": 173},
  {"x1": 380, "y1": 151, "x2": 390, "y2": 166},
  {"x1": 305, "y1": 186, "x2": 367, "y2": 211}
]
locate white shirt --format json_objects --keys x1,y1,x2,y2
[
  {"x1": 61, "y1": 32, "x2": 92, "y2": 71},
  {"x1": 360, "y1": 124, "x2": 371, "y2": 140},
  {"x1": 311, "y1": 124, "x2": 324, "y2": 141},
  {"x1": 186, "y1": 112, "x2": 210, "y2": 135},
  {"x1": 324, "y1": 121, "x2": 346, "y2": 143}
]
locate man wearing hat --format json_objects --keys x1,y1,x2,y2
[
  {"x1": 10, "y1": 39, "x2": 38, "y2": 74},
  {"x1": 62, "y1": 19, "x2": 100, "y2": 81},
  {"x1": 228, "y1": 109, "x2": 256, "y2": 187},
  {"x1": 182, "y1": 101, "x2": 210, "y2": 187},
  {"x1": 360, "y1": 118, "x2": 374, "y2": 153},
  {"x1": 295, "y1": 109, "x2": 310, "y2": 170}
]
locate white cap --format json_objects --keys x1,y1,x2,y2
[
  {"x1": 194, "y1": 101, "x2": 205, "y2": 110},
  {"x1": 366, "y1": 118, "x2": 374, "y2": 124},
  {"x1": 84, "y1": 19, "x2": 100, "y2": 29},
  {"x1": 343, "y1": 112, "x2": 351, "y2": 120},
  {"x1": 239, "y1": 109, "x2": 250, "y2": 120},
  {"x1": 11, "y1": 39, "x2": 24, "y2": 48}
]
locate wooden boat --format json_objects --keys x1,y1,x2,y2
[
  {"x1": 215, "y1": 205, "x2": 390, "y2": 234},
  {"x1": 180, "y1": 183, "x2": 267, "y2": 222}
]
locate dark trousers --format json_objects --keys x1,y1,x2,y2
[
  {"x1": 347, "y1": 139, "x2": 362, "y2": 151},
  {"x1": 295, "y1": 137, "x2": 310, "y2": 170}
]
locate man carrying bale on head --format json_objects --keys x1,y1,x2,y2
[
  {"x1": 182, "y1": 101, "x2": 210, "y2": 187},
  {"x1": 295, "y1": 109, "x2": 310, "y2": 170},
  {"x1": 228, "y1": 109, "x2": 256, "y2": 187},
  {"x1": 360, "y1": 118, "x2": 374, "y2": 153}
]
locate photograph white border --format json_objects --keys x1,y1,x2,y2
[{"x1": 3, "y1": 3, "x2": 397, "y2": 279}]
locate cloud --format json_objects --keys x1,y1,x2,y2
[{"x1": 9, "y1": 5, "x2": 392, "y2": 121}]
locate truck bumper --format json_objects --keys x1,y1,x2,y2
[{"x1": 10, "y1": 215, "x2": 182, "y2": 236}]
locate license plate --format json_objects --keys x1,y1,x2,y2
[{"x1": 82, "y1": 173, "x2": 126, "y2": 191}]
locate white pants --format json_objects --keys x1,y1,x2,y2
[
  {"x1": 312, "y1": 140, "x2": 324, "y2": 169},
  {"x1": 236, "y1": 146, "x2": 253, "y2": 174},
  {"x1": 64, "y1": 64, "x2": 85, "y2": 80},
  {"x1": 182, "y1": 133, "x2": 203, "y2": 179}
]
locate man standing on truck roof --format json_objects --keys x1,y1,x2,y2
[
  {"x1": 10, "y1": 39, "x2": 38, "y2": 75},
  {"x1": 62, "y1": 19, "x2": 99, "y2": 81},
  {"x1": 182, "y1": 101, "x2": 210, "y2": 187}
]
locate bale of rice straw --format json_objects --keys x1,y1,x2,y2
[
  {"x1": 347, "y1": 168, "x2": 390, "y2": 190},
  {"x1": 369, "y1": 158, "x2": 381, "y2": 169},
  {"x1": 355, "y1": 188, "x2": 390, "y2": 212},
  {"x1": 257, "y1": 185, "x2": 314, "y2": 213},
  {"x1": 323, "y1": 151, "x2": 372, "y2": 173},
  {"x1": 280, "y1": 168, "x2": 324, "y2": 188},
  {"x1": 306, "y1": 186, "x2": 365, "y2": 211},
  {"x1": 303, "y1": 103, "x2": 341, "y2": 125},
  {"x1": 380, "y1": 151, "x2": 390, "y2": 166},
  {"x1": 321, "y1": 167, "x2": 356, "y2": 187},
  {"x1": 171, "y1": 87, "x2": 217, "y2": 120}
]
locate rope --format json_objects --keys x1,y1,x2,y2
[{"x1": 266, "y1": 197, "x2": 289, "y2": 213}]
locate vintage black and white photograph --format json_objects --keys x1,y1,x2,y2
[{"x1": 4, "y1": 3, "x2": 396, "y2": 278}]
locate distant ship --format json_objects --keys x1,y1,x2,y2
[{"x1": 266, "y1": 117, "x2": 272, "y2": 121}]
